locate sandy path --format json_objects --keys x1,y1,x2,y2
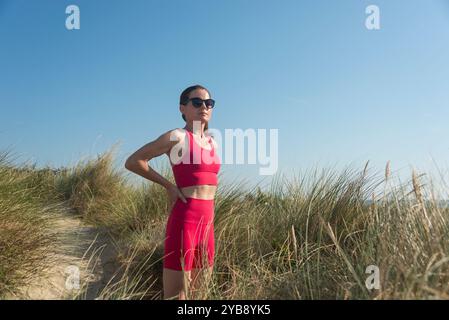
[{"x1": 7, "y1": 209, "x2": 123, "y2": 300}]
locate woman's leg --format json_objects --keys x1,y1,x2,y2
[
  {"x1": 163, "y1": 198, "x2": 215, "y2": 300},
  {"x1": 163, "y1": 210, "x2": 192, "y2": 299},
  {"x1": 190, "y1": 265, "x2": 213, "y2": 299},
  {"x1": 163, "y1": 268, "x2": 191, "y2": 300},
  {"x1": 190, "y1": 221, "x2": 215, "y2": 299},
  {"x1": 163, "y1": 213, "x2": 196, "y2": 299}
]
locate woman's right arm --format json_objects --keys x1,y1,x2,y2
[{"x1": 124, "y1": 129, "x2": 178, "y2": 190}]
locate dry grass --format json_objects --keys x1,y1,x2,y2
[
  {"x1": 2, "y1": 145, "x2": 449, "y2": 299},
  {"x1": 0, "y1": 150, "x2": 62, "y2": 298}
]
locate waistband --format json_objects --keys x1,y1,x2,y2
[{"x1": 170, "y1": 197, "x2": 215, "y2": 224}]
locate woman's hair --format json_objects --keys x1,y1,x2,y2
[{"x1": 180, "y1": 84, "x2": 211, "y2": 131}]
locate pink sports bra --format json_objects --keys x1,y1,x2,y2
[{"x1": 171, "y1": 129, "x2": 221, "y2": 188}]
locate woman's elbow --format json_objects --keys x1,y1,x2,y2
[{"x1": 124, "y1": 157, "x2": 137, "y2": 171}]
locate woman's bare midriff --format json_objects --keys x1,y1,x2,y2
[{"x1": 180, "y1": 185, "x2": 217, "y2": 200}]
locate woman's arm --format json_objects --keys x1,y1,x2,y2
[{"x1": 124, "y1": 129, "x2": 180, "y2": 190}]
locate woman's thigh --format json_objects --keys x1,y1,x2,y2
[
  {"x1": 164, "y1": 215, "x2": 197, "y2": 271},
  {"x1": 164, "y1": 198, "x2": 215, "y2": 271}
]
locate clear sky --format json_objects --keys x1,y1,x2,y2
[{"x1": 1, "y1": 0, "x2": 449, "y2": 193}]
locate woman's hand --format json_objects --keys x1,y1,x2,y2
[{"x1": 166, "y1": 184, "x2": 187, "y2": 211}]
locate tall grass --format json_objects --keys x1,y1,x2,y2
[
  {"x1": 0, "y1": 150, "x2": 62, "y2": 298},
  {"x1": 2, "y1": 145, "x2": 449, "y2": 299}
]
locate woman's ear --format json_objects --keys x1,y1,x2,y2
[{"x1": 180, "y1": 104, "x2": 186, "y2": 120}]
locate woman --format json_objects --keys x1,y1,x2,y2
[{"x1": 124, "y1": 84, "x2": 221, "y2": 300}]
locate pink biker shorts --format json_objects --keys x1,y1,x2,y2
[{"x1": 163, "y1": 197, "x2": 215, "y2": 271}]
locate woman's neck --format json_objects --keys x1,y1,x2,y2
[{"x1": 184, "y1": 123, "x2": 206, "y2": 138}]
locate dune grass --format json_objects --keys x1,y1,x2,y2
[
  {"x1": 0, "y1": 150, "x2": 63, "y2": 298},
  {"x1": 1, "y1": 145, "x2": 449, "y2": 299}
]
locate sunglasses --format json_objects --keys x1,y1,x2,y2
[{"x1": 186, "y1": 97, "x2": 215, "y2": 109}]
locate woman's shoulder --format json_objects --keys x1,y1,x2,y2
[
  {"x1": 165, "y1": 128, "x2": 189, "y2": 142},
  {"x1": 162, "y1": 128, "x2": 189, "y2": 160},
  {"x1": 157, "y1": 128, "x2": 188, "y2": 152}
]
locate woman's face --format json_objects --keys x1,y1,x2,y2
[{"x1": 181, "y1": 89, "x2": 212, "y2": 125}]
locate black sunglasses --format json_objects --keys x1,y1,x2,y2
[{"x1": 186, "y1": 97, "x2": 215, "y2": 109}]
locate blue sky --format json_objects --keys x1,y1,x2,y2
[{"x1": 1, "y1": 0, "x2": 449, "y2": 192}]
